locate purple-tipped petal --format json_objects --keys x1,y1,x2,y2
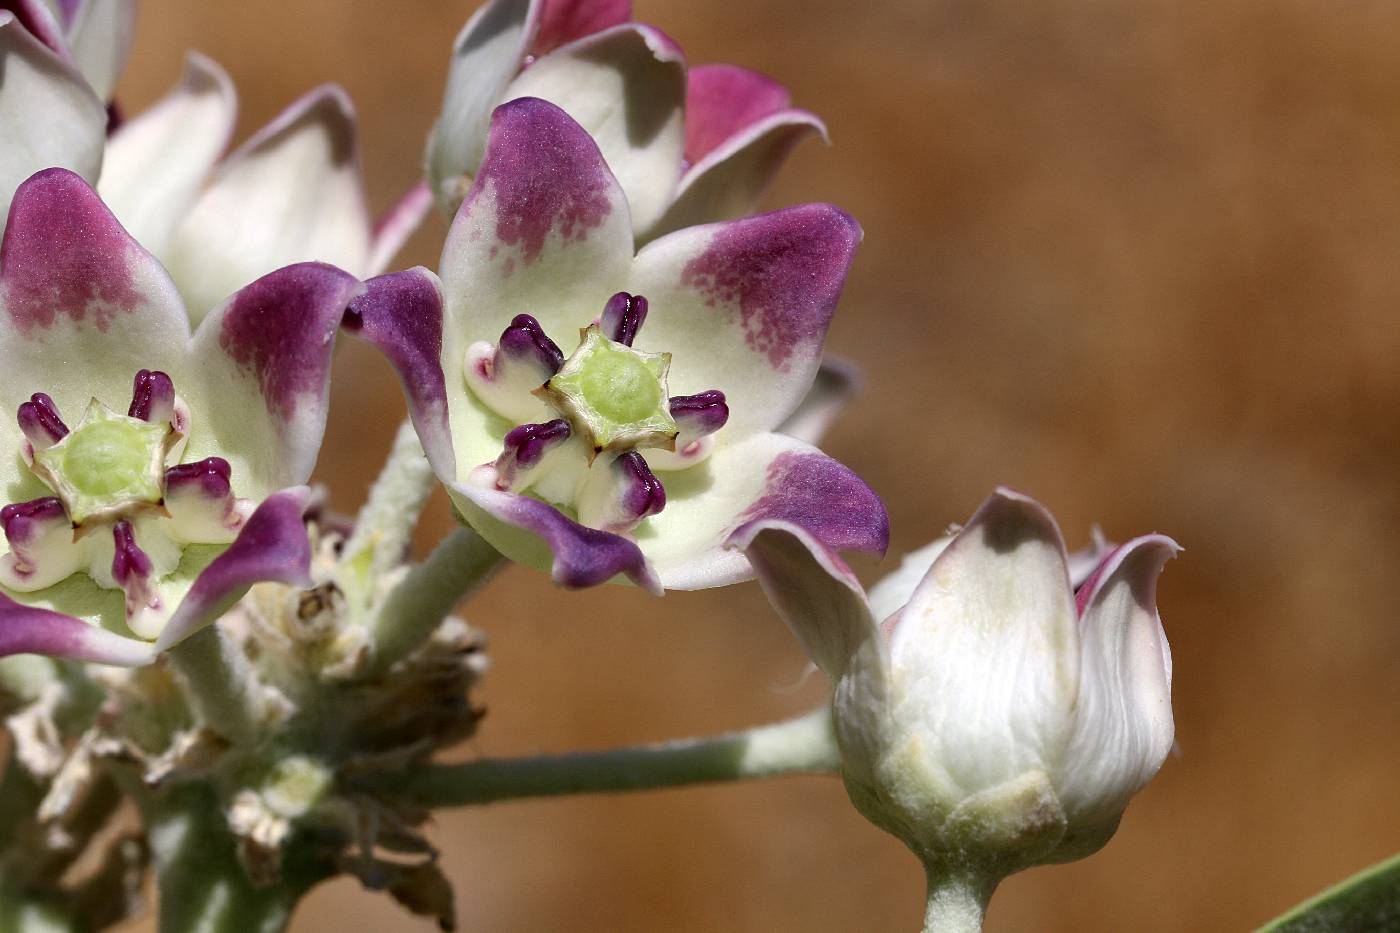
[
  {"x1": 440, "y1": 97, "x2": 633, "y2": 348},
  {"x1": 451, "y1": 479, "x2": 661, "y2": 593},
  {"x1": 17, "y1": 393, "x2": 68, "y2": 448},
  {"x1": 647, "y1": 108, "x2": 827, "y2": 242},
  {"x1": 343, "y1": 268, "x2": 456, "y2": 478},
  {"x1": 499, "y1": 313, "x2": 566, "y2": 373},
  {"x1": 734, "y1": 449, "x2": 888, "y2": 557},
  {"x1": 0, "y1": 497, "x2": 84, "y2": 592},
  {"x1": 464, "y1": 312, "x2": 568, "y2": 425},
  {"x1": 189, "y1": 262, "x2": 363, "y2": 495},
  {"x1": 128, "y1": 369, "x2": 175, "y2": 423},
  {"x1": 684, "y1": 64, "x2": 792, "y2": 165},
  {"x1": 368, "y1": 181, "x2": 434, "y2": 275},
  {"x1": 0, "y1": 593, "x2": 155, "y2": 666},
  {"x1": 502, "y1": 25, "x2": 685, "y2": 234},
  {"x1": 164, "y1": 457, "x2": 247, "y2": 543},
  {"x1": 628, "y1": 204, "x2": 862, "y2": 439},
  {"x1": 669, "y1": 390, "x2": 728, "y2": 443},
  {"x1": 532, "y1": 0, "x2": 631, "y2": 55},
  {"x1": 494, "y1": 419, "x2": 571, "y2": 490},
  {"x1": 154, "y1": 487, "x2": 314, "y2": 652},
  {"x1": 576, "y1": 450, "x2": 665, "y2": 532},
  {"x1": 600, "y1": 292, "x2": 648, "y2": 346}
]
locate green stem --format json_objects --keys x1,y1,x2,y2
[
  {"x1": 377, "y1": 706, "x2": 840, "y2": 807},
  {"x1": 146, "y1": 784, "x2": 326, "y2": 933},
  {"x1": 166, "y1": 626, "x2": 262, "y2": 745},
  {"x1": 341, "y1": 421, "x2": 437, "y2": 589},
  {"x1": 365, "y1": 526, "x2": 501, "y2": 677},
  {"x1": 923, "y1": 870, "x2": 994, "y2": 933}
]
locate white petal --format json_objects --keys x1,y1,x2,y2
[
  {"x1": 0, "y1": 12, "x2": 105, "y2": 240},
  {"x1": 99, "y1": 52, "x2": 237, "y2": 258},
  {"x1": 866, "y1": 534, "x2": 954, "y2": 626},
  {"x1": 60, "y1": 0, "x2": 136, "y2": 101},
  {"x1": 163, "y1": 85, "x2": 373, "y2": 323},
  {"x1": 888, "y1": 488, "x2": 1079, "y2": 798}
]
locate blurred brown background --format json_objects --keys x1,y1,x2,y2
[{"x1": 113, "y1": 0, "x2": 1400, "y2": 930}]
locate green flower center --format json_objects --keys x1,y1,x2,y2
[
  {"x1": 579, "y1": 344, "x2": 663, "y2": 425},
  {"x1": 31, "y1": 402, "x2": 170, "y2": 524}
]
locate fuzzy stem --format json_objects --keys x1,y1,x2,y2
[
  {"x1": 365, "y1": 526, "x2": 501, "y2": 676},
  {"x1": 146, "y1": 784, "x2": 326, "y2": 933},
  {"x1": 166, "y1": 626, "x2": 262, "y2": 745},
  {"x1": 378, "y1": 706, "x2": 840, "y2": 807},
  {"x1": 922, "y1": 869, "x2": 994, "y2": 933},
  {"x1": 341, "y1": 421, "x2": 437, "y2": 586}
]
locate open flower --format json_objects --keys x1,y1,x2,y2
[
  {"x1": 426, "y1": 0, "x2": 825, "y2": 242},
  {"x1": 732, "y1": 489, "x2": 1177, "y2": 906},
  {"x1": 0, "y1": 169, "x2": 362, "y2": 666},
  {"x1": 0, "y1": 11, "x2": 425, "y2": 323},
  {"x1": 351, "y1": 97, "x2": 886, "y2": 592}
]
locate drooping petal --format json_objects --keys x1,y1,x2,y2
[
  {"x1": 532, "y1": 0, "x2": 630, "y2": 55},
  {"x1": 645, "y1": 108, "x2": 826, "y2": 242},
  {"x1": 343, "y1": 268, "x2": 456, "y2": 477},
  {"x1": 367, "y1": 181, "x2": 434, "y2": 275},
  {"x1": 1056, "y1": 535, "x2": 1178, "y2": 831},
  {"x1": 0, "y1": 169, "x2": 189, "y2": 497},
  {"x1": 641, "y1": 432, "x2": 887, "y2": 590},
  {"x1": 0, "y1": 13, "x2": 105, "y2": 238},
  {"x1": 153, "y1": 487, "x2": 314, "y2": 652},
  {"x1": 99, "y1": 52, "x2": 237, "y2": 258},
  {"x1": 503, "y1": 24, "x2": 685, "y2": 234},
  {"x1": 0, "y1": 592, "x2": 154, "y2": 666},
  {"x1": 729, "y1": 519, "x2": 880, "y2": 681},
  {"x1": 449, "y1": 479, "x2": 661, "y2": 593},
  {"x1": 776, "y1": 354, "x2": 861, "y2": 445},
  {"x1": 425, "y1": 0, "x2": 539, "y2": 214},
  {"x1": 163, "y1": 85, "x2": 373, "y2": 322},
  {"x1": 683, "y1": 64, "x2": 792, "y2": 165},
  {"x1": 186, "y1": 263, "x2": 363, "y2": 497},
  {"x1": 628, "y1": 204, "x2": 861, "y2": 439},
  {"x1": 57, "y1": 0, "x2": 136, "y2": 101},
  {"x1": 889, "y1": 488, "x2": 1079, "y2": 797}
]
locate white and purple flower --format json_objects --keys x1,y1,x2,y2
[
  {"x1": 426, "y1": 0, "x2": 825, "y2": 241},
  {"x1": 352, "y1": 98, "x2": 886, "y2": 592},
  {"x1": 0, "y1": 6, "x2": 424, "y2": 323},
  {"x1": 0, "y1": 169, "x2": 362, "y2": 666},
  {"x1": 732, "y1": 489, "x2": 1177, "y2": 888}
]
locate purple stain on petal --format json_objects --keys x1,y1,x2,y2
[
  {"x1": 615, "y1": 451, "x2": 665, "y2": 519},
  {"x1": 343, "y1": 270, "x2": 454, "y2": 476},
  {"x1": 110, "y1": 520, "x2": 153, "y2": 585},
  {"x1": 17, "y1": 393, "x2": 68, "y2": 447},
  {"x1": 496, "y1": 419, "x2": 571, "y2": 487},
  {"x1": 218, "y1": 262, "x2": 361, "y2": 422},
  {"x1": 678, "y1": 205, "x2": 861, "y2": 370},
  {"x1": 0, "y1": 593, "x2": 155, "y2": 666},
  {"x1": 454, "y1": 482, "x2": 661, "y2": 594},
  {"x1": 532, "y1": 0, "x2": 632, "y2": 55},
  {"x1": 469, "y1": 98, "x2": 616, "y2": 265},
  {"x1": 499, "y1": 313, "x2": 565, "y2": 374},
  {"x1": 155, "y1": 487, "x2": 313, "y2": 652},
  {"x1": 165, "y1": 457, "x2": 233, "y2": 501},
  {"x1": 0, "y1": 170, "x2": 144, "y2": 335},
  {"x1": 736, "y1": 450, "x2": 888, "y2": 555},
  {"x1": 0, "y1": 1, "x2": 66, "y2": 56},
  {"x1": 1, "y1": 497, "x2": 67, "y2": 548},
  {"x1": 685, "y1": 64, "x2": 792, "y2": 164},
  {"x1": 669, "y1": 390, "x2": 728, "y2": 440},
  {"x1": 128, "y1": 369, "x2": 176, "y2": 423},
  {"x1": 601, "y1": 292, "x2": 648, "y2": 346}
]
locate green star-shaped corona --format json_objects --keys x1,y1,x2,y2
[{"x1": 535, "y1": 325, "x2": 678, "y2": 460}]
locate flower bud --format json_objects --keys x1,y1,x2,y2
[{"x1": 732, "y1": 488, "x2": 1178, "y2": 917}]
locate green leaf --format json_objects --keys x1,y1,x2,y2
[{"x1": 1260, "y1": 852, "x2": 1400, "y2": 932}]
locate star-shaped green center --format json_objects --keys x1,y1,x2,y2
[{"x1": 31, "y1": 400, "x2": 175, "y2": 525}]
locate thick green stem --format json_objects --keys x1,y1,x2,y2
[
  {"x1": 380, "y1": 706, "x2": 840, "y2": 807},
  {"x1": 146, "y1": 785, "x2": 325, "y2": 933},
  {"x1": 167, "y1": 626, "x2": 262, "y2": 745},
  {"x1": 365, "y1": 526, "x2": 501, "y2": 677},
  {"x1": 922, "y1": 870, "x2": 994, "y2": 933},
  {"x1": 341, "y1": 421, "x2": 438, "y2": 588}
]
